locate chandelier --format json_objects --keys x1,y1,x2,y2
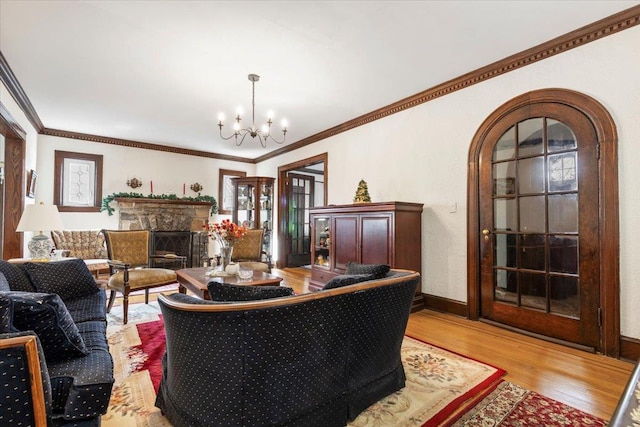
[{"x1": 217, "y1": 74, "x2": 288, "y2": 147}]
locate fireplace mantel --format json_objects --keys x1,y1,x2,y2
[
  {"x1": 115, "y1": 197, "x2": 213, "y2": 231},
  {"x1": 114, "y1": 197, "x2": 213, "y2": 207}
]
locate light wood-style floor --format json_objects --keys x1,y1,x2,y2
[{"x1": 116, "y1": 266, "x2": 634, "y2": 422}]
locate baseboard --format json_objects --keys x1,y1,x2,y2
[
  {"x1": 621, "y1": 336, "x2": 640, "y2": 362},
  {"x1": 421, "y1": 294, "x2": 640, "y2": 361},
  {"x1": 421, "y1": 293, "x2": 468, "y2": 317}
]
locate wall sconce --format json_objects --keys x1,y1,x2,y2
[
  {"x1": 190, "y1": 183, "x2": 203, "y2": 193},
  {"x1": 127, "y1": 178, "x2": 143, "y2": 188}
]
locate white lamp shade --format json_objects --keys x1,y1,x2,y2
[{"x1": 16, "y1": 203, "x2": 65, "y2": 233}]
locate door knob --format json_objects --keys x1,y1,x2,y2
[{"x1": 482, "y1": 229, "x2": 490, "y2": 241}]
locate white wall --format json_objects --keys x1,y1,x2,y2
[
  {"x1": 257, "y1": 26, "x2": 640, "y2": 339},
  {"x1": 4, "y1": 25, "x2": 640, "y2": 339}
]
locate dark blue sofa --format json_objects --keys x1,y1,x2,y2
[
  {"x1": 155, "y1": 269, "x2": 420, "y2": 427},
  {"x1": 0, "y1": 259, "x2": 114, "y2": 426}
]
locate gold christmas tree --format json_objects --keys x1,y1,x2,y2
[{"x1": 353, "y1": 179, "x2": 371, "y2": 203}]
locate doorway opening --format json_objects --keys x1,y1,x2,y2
[{"x1": 277, "y1": 153, "x2": 327, "y2": 268}]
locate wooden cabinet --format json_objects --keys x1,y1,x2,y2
[
  {"x1": 231, "y1": 176, "x2": 275, "y2": 258},
  {"x1": 309, "y1": 201, "x2": 423, "y2": 310}
]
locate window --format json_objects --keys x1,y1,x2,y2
[{"x1": 54, "y1": 151, "x2": 103, "y2": 212}]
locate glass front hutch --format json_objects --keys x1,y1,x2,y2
[{"x1": 231, "y1": 176, "x2": 275, "y2": 258}]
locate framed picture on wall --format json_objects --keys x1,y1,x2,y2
[
  {"x1": 218, "y1": 169, "x2": 246, "y2": 215},
  {"x1": 54, "y1": 150, "x2": 103, "y2": 212},
  {"x1": 27, "y1": 169, "x2": 38, "y2": 198}
]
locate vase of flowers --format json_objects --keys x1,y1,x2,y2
[{"x1": 205, "y1": 219, "x2": 248, "y2": 270}]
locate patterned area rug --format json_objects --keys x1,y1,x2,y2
[
  {"x1": 102, "y1": 302, "x2": 506, "y2": 426},
  {"x1": 451, "y1": 381, "x2": 607, "y2": 426}
]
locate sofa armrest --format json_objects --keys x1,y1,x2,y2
[{"x1": 0, "y1": 332, "x2": 51, "y2": 425}]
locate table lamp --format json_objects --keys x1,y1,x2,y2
[{"x1": 16, "y1": 202, "x2": 65, "y2": 259}]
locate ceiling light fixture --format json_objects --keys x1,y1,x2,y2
[{"x1": 217, "y1": 74, "x2": 288, "y2": 148}]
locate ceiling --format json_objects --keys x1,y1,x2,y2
[{"x1": 1, "y1": 1, "x2": 638, "y2": 160}]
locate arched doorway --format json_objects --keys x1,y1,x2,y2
[{"x1": 467, "y1": 89, "x2": 619, "y2": 357}]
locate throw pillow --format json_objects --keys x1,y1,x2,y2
[
  {"x1": 0, "y1": 271, "x2": 10, "y2": 292},
  {"x1": 6, "y1": 292, "x2": 88, "y2": 362},
  {"x1": 21, "y1": 259, "x2": 101, "y2": 302},
  {"x1": 0, "y1": 260, "x2": 35, "y2": 292},
  {"x1": 207, "y1": 282, "x2": 294, "y2": 302},
  {"x1": 345, "y1": 262, "x2": 390, "y2": 279},
  {"x1": 0, "y1": 294, "x2": 13, "y2": 333},
  {"x1": 322, "y1": 274, "x2": 375, "y2": 290}
]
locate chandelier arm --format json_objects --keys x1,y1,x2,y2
[
  {"x1": 267, "y1": 133, "x2": 286, "y2": 144},
  {"x1": 219, "y1": 126, "x2": 238, "y2": 141},
  {"x1": 236, "y1": 131, "x2": 250, "y2": 146}
]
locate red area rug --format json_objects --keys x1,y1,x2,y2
[
  {"x1": 133, "y1": 315, "x2": 165, "y2": 392},
  {"x1": 105, "y1": 306, "x2": 605, "y2": 426},
  {"x1": 449, "y1": 380, "x2": 606, "y2": 426}
]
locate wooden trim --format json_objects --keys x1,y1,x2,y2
[
  {"x1": 0, "y1": 335, "x2": 48, "y2": 425},
  {"x1": 0, "y1": 101, "x2": 26, "y2": 259},
  {"x1": 0, "y1": 52, "x2": 44, "y2": 132},
  {"x1": 159, "y1": 270, "x2": 420, "y2": 312},
  {"x1": 621, "y1": 336, "x2": 640, "y2": 362},
  {"x1": 3, "y1": 8, "x2": 637, "y2": 164},
  {"x1": 255, "y1": 5, "x2": 640, "y2": 163},
  {"x1": 277, "y1": 153, "x2": 328, "y2": 268},
  {"x1": 466, "y1": 88, "x2": 619, "y2": 357},
  {"x1": 53, "y1": 150, "x2": 103, "y2": 212},
  {"x1": 114, "y1": 197, "x2": 213, "y2": 206},
  {"x1": 422, "y1": 294, "x2": 468, "y2": 318},
  {"x1": 41, "y1": 128, "x2": 255, "y2": 163}
]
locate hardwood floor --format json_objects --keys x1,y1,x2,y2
[{"x1": 116, "y1": 266, "x2": 634, "y2": 422}]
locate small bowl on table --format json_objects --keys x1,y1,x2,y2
[{"x1": 237, "y1": 268, "x2": 253, "y2": 281}]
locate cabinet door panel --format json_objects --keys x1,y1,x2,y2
[
  {"x1": 361, "y1": 215, "x2": 391, "y2": 265},
  {"x1": 334, "y1": 216, "x2": 358, "y2": 271}
]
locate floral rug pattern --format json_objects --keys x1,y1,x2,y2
[
  {"x1": 452, "y1": 381, "x2": 606, "y2": 426},
  {"x1": 103, "y1": 303, "x2": 505, "y2": 426}
]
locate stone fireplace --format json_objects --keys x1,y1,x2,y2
[{"x1": 115, "y1": 197, "x2": 213, "y2": 267}]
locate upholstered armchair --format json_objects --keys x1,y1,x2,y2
[
  {"x1": 50, "y1": 230, "x2": 110, "y2": 277},
  {"x1": 102, "y1": 230, "x2": 184, "y2": 324},
  {"x1": 231, "y1": 228, "x2": 271, "y2": 272}
]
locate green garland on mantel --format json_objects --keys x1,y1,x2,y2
[{"x1": 101, "y1": 192, "x2": 218, "y2": 216}]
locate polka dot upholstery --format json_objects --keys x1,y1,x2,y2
[
  {"x1": 0, "y1": 331, "x2": 53, "y2": 426},
  {"x1": 4, "y1": 292, "x2": 89, "y2": 362},
  {"x1": 207, "y1": 281, "x2": 294, "y2": 301},
  {"x1": 322, "y1": 274, "x2": 375, "y2": 290},
  {"x1": 156, "y1": 270, "x2": 420, "y2": 426},
  {"x1": 0, "y1": 272, "x2": 10, "y2": 292},
  {"x1": 0, "y1": 261, "x2": 36, "y2": 292},
  {"x1": 0, "y1": 267, "x2": 113, "y2": 427},
  {"x1": 345, "y1": 262, "x2": 391, "y2": 279},
  {"x1": 21, "y1": 259, "x2": 101, "y2": 302}
]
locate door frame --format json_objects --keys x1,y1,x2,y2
[
  {"x1": 277, "y1": 153, "x2": 328, "y2": 268},
  {"x1": 466, "y1": 89, "x2": 619, "y2": 357},
  {"x1": 0, "y1": 102, "x2": 27, "y2": 259}
]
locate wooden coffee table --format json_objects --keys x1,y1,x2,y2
[{"x1": 176, "y1": 267, "x2": 284, "y2": 300}]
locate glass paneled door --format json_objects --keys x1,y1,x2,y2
[{"x1": 479, "y1": 103, "x2": 600, "y2": 350}]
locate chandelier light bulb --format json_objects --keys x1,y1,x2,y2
[
  {"x1": 281, "y1": 119, "x2": 288, "y2": 130},
  {"x1": 217, "y1": 73, "x2": 288, "y2": 147}
]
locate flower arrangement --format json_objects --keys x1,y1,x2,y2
[{"x1": 205, "y1": 219, "x2": 247, "y2": 247}]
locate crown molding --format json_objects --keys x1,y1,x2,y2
[
  {"x1": 0, "y1": 51, "x2": 44, "y2": 132},
  {"x1": 3, "y1": 5, "x2": 640, "y2": 163},
  {"x1": 255, "y1": 4, "x2": 640, "y2": 163},
  {"x1": 40, "y1": 128, "x2": 255, "y2": 163}
]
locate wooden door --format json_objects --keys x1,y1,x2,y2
[
  {"x1": 360, "y1": 214, "x2": 391, "y2": 265},
  {"x1": 285, "y1": 173, "x2": 314, "y2": 266},
  {"x1": 333, "y1": 215, "x2": 358, "y2": 272},
  {"x1": 479, "y1": 103, "x2": 600, "y2": 349}
]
